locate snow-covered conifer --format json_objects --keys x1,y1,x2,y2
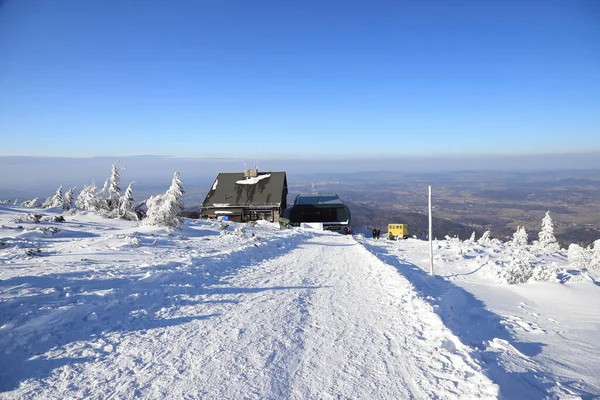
[
  {"x1": 118, "y1": 182, "x2": 138, "y2": 221},
  {"x1": 107, "y1": 161, "x2": 123, "y2": 211},
  {"x1": 589, "y1": 240, "x2": 600, "y2": 270},
  {"x1": 43, "y1": 186, "x2": 64, "y2": 209},
  {"x1": 478, "y1": 230, "x2": 491, "y2": 245},
  {"x1": 63, "y1": 187, "x2": 76, "y2": 210},
  {"x1": 537, "y1": 211, "x2": 560, "y2": 253},
  {"x1": 512, "y1": 226, "x2": 528, "y2": 247},
  {"x1": 568, "y1": 244, "x2": 589, "y2": 270},
  {"x1": 145, "y1": 171, "x2": 185, "y2": 228},
  {"x1": 469, "y1": 231, "x2": 476, "y2": 242},
  {"x1": 503, "y1": 251, "x2": 533, "y2": 284},
  {"x1": 76, "y1": 183, "x2": 106, "y2": 211},
  {"x1": 21, "y1": 197, "x2": 41, "y2": 208}
]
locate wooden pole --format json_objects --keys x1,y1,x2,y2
[{"x1": 429, "y1": 185, "x2": 433, "y2": 276}]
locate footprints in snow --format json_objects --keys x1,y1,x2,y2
[{"x1": 501, "y1": 302, "x2": 559, "y2": 335}]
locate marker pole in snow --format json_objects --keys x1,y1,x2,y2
[{"x1": 429, "y1": 185, "x2": 433, "y2": 276}]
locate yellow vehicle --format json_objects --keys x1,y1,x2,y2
[{"x1": 387, "y1": 223, "x2": 409, "y2": 240}]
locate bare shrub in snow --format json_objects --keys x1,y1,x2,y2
[
  {"x1": 512, "y1": 226, "x2": 528, "y2": 247},
  {"x1": 145, "y1": 172, "x2": 185, "y2": 228},
  {"x1": 42, "y1": 186, "x2": 64, "y2": 209},
  {"x1": 535, "y1": 211, "x2": 560, "y2": 254},
  {"x1": 21, "y1": 198, "x2": 41, "y2": 208}
]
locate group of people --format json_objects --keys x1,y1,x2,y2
[{"x1": 372, "y1": 228, "x2": 381, "y2": 239}]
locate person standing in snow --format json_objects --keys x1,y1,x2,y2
[
  {"x1": 376, "y1": 229, "x2": 381, "y2": 239},
  {"x1": 372, "y1": 228, "x2": 377, "y2": 239}
]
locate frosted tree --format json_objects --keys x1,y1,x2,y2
[
  {"x1": 117, "y1": 182, "x2": 138, "y2": 221},
  {"x1": 63, "y1": 187, "x2": 77, "y2": 210},
  {"x1": 43, "y1": 186, "x2": 64, "y2": 208},
  {"x1": 76, "y1": 183, "x2": 102, "y2": 211},
  {"x1": 590, "y1": 240, "x2": 600, "y2": 270},
  {"x1": 469, "y1": 231, "x2": 476, "y2": 242},
  {"x1": 512, "y1": 226, "x2": 528, "y2": 247},
  {"x1": 478, "y1": 230, "x2": 491, "y2": 245},
  {"x1": 106, "y1": 161, "x2": 123, "y2": 211},
  {"x1": 537, "y1": 211, "x2": 560, "y2": 253},
  {"x1": 568, "y1": 244, "x2": 589, "y2": 270},
  {"x1": 21, "y1": 197, "x2": 41, "y2": 208},
  {"x1": 145, "y1": 171, "x2": 185, "y2": 228}
]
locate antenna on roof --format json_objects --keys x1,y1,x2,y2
[{"x1": 254, "y1": 148, "x2": 258, "y2": 170}]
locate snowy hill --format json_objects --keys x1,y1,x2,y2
[{"x1": 1, "y1": 205, "x2": 599, "y2": 399}]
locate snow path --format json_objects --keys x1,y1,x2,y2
[{"x1": 2, "y1": 230, "x2": 497, "y2": 399}]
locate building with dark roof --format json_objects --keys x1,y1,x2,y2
[
  {"x1": 287, "y1": 193, "x2": 351, "y2": 232},
  {"x1": 200, "y1": 169, "x2": 287, "y2": 223}
]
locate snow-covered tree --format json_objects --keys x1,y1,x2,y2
[
  {"x1": 478, "y1": 230, "x2": 491, "y2": 245},
  {"x1": 63, "y1": 187, "x2": 76, "y2": 210},
  {"x1": 106, "y1": 161, "x2": 123, "y2": 211},
  {"x1": 469, "y1": 231, "x2": 476, "y2": 242},
  {"x1": 21, "y1": 197, "x2": 41, "y2": 208},
  {"x1": 589, "y1": 240, "x2": 600, "y2": 270},
  {"x1": 145, "y1": 171, "x2": 185, "y2": 228},
  {"x1": 568, "y1": 243, "x2": 589, "y2": 270},
  {"x1": 503, "y1": 252, "x2": 533, "y2": 284},
  {"x1": 512, "y1": 226, "x2": 528, "y2": 247},
  {"x1": 117, "y1": 182, "x2": 138, "y2": 221},
  {"x1": 43, "y1": 186, "x2": 64, "y2": 209},
  {"x1": 537, "y1": 211, "x2": 560, "y2": 253},
  {"x1": 76, "y1": 183, "x2": 103, "y2": 211}
]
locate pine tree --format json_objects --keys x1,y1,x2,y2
[
  {"x1": 568, "y1": 243, "x2": 589, "y2": 269},
  {"x1": 512, "y1": 226, "x2": 528, "y2": 247},
  {"x1": 537, "y1": 211, "x2": 560, "y2": 253},
  {"x1": 469, "y1": 231, "x2": 476, "y2": 242},
  {"x1": 21, "y1": 197, "x2": 41, "y2": 208},
  {"x1": 118, "y1": 182, "x2": 138, "y2": 221},
  {"x1": 107, "y1": 161, "x2": 123, "y2": 211},
  {"x1": 76, "y1": 183, "x2": 102, "y2": 211},
  {"x1": 63, "y1": 187, "x2": 77, "y2": 210},
  {"x1": 590, "y1": 240, "x2": 600, "y2": 270},
  {"x1": 478, "y1": 230, "x2": 491, "y2": 244},
  {"x1": 43, "y1": 186, "x2": 64, "y2": 209},
  {"x1": 145, "y1": 171, "x2": 185, "y2": 227}
]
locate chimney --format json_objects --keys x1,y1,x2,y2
[{"x1": 244, "y1": 168, "x2": 258, "y2": 178}]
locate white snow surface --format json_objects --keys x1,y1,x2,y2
[
  {"x1": 236, "y1": 174, "x2": 270, "y2": 185},
  {"x1": 1, "y1": 205, "x2": 599, "y2": 399}
]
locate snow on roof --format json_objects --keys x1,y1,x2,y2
[
  {"x1": 212, "y1": 179, "x2": 218, "y2": 191},
  {"x1": 214, "y1": 210, "x2": 233, "y2": 214},
  {"x1": 236, "y1": 173, "x2": 271, "y2": 185}
]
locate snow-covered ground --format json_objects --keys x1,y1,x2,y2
[{"x1": 1, "y1": 205, "x2": 599, "y2": 399}]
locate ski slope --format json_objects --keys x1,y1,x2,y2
[{"x1": 1, "y1": 206, "x2": 599, "y2": 399}]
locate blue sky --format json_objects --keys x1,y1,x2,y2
[{"x1": 0, "y1": 0, "x2": 599, "y2": 159}]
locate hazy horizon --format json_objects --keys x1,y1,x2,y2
[{"x1": 2, "y1": 153, "x2": 600, "y2": 201}]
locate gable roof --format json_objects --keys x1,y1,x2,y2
[{"x1": 202, "y1": 172, "x2": 287, "y2": 208}]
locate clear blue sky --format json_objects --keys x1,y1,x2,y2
[{"x1": 0, "y1": 0, "x2": 598, "y2": 158}]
